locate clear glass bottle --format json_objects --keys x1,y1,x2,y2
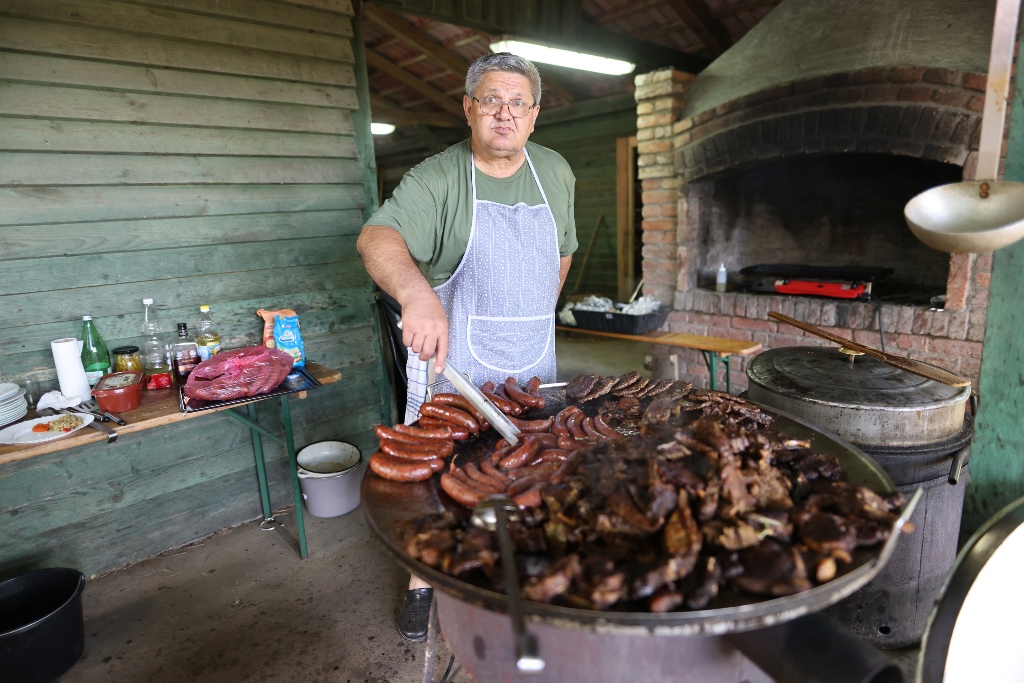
[
  {"x1": 172, "y1": 323, "x2": 200, "y2": 383},
  {"x1": 196, "y1": 305, "x2": 222, "y2": 361},
  {"x1": 80, "y1": 315, "x2": 111, "y2": 386}
]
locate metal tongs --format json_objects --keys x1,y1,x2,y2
[
  {"x1": 441, "y1": 360, "x2": 521, "y2": 446},
  {"x1": 471, "y1": 495, "x2": 544, "y2": 673}
]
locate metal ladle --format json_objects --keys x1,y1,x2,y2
[
  {"x1": 471, "y1": 495, "x2": 544, "y2": 674},
  {"x1": 904, "y1": 0, "x2": 1024, "y2": 253}
]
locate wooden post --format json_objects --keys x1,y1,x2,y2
[
  {"x1": 616, "y1": 136, "x2": 638, "y2": 302},
  {"x1": 572, "y1": 210, "x2": 605, "y2": 295},
  {"x1": 963, "y1": 7, "x2": 1024, "y2": 533}
]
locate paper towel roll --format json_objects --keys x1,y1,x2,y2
[{"x1": 51, "y1": 337, "x2": 92, "y2": 402}]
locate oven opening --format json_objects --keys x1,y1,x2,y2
[{"x1": 692, "y1": 153, "x2": 963, "y2": 305}]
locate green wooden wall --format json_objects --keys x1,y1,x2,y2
[
  {"x1": 963, "y1": 14, "x2": 1024, "y2": 533},
  {"x1": 0, "y1": 0, "x2": 388, "y2": 577}
]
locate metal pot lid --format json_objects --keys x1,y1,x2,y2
[{"x1": 746, "y1": 347, "x2": 970, "y2": 412}]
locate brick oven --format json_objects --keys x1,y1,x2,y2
[{"x1": 635, "y1": 0, "x2": 998, "y2": 391}]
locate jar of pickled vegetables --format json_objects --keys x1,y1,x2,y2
[{"x1": 112, "y1": 345, "x2": 143, "y2": 373}]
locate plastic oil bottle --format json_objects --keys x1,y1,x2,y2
[
  {"x1": 196, "y1": 305, "x2": 222, "y2": 361},
  {"x1": 141, "y1": 299, "x2": 172, "y2": 390}
]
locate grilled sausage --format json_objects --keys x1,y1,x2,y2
[
  {"x1": 552, "y1": 405, "x2": 579, "y2": 437},
  {"x1": 581, "y1": 417, "x2": 606, "y2": 442},
  {"x1": 369, "y1": 451, "x2": 438, "y2": 481},
  {"x1": 489, "y1": 445, "x2": 515, "y2": 466},
  {"x1": 558, "y1": 435, "x2": 586, "y2": 452},
  {"x1": 392, "y1": 423, "x2": 454, "y2": 440},
  {"x1": 464, "y1": 463, "x2": 507, "y2": 493},
  {"x1": 440, "y1": 473, "x2": 489, "y2": 507},
  {"x1": 480, "y1": 381, "x2": 495, "y2": 393},
  {"x1": 499, "y1": 437, "x2": 541, "y2": 469},
  {"x1": 508, "y1": 415, "x2": 555, "y2": 433},
  {"x1": 484, "y1": 389, "x2": 523, "y2": 415},
  {"x1": 416, "y1": 417, "x2": 471, "y2": 441},
  {"x1": 530, "y1": 449, "x2": 570, "y2": 466},
  {"x1": 566, "y1": 411, "x2": 587, "y2": 440},
  {"x1": 379, "y1": 438, "x2": 453, "y2": 460},
  {"x1": 550, "y1": 450, "x2": 584, "y2": 484},
  {"x1": 592, "y1": 414, "x2": 624, "y2": 440},
  {"x1": 505, "y1": 377, "x2": 543, "y2": 409},
  {"x1": 375, "y1": 424, "x2": 447, "y2": 447},
  {"x1": 514, "y1": 483, "x2": 545, "y2": 509},
  {"x1": 525, "y1": 376, "x2": 546, "y2": 409},
  {"x1": 419, "y1": 403, "x2": 480, "y2": 433},
  {"x1": 481, "y1": 459, "x2": 512, "y2": 485},
  {"x1": 432, "y1": 393, "x2": 490, "y2": 429}
]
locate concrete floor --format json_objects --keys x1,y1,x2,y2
[
  {"x1": 64, "y1": 510, "x2": 471, "y2": 683},
  {"x1": 58, "y1": 335, "x2": 921, "y2": 682}
]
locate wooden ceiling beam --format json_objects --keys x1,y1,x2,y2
[
  {"x1": 364, "y1": 0, "x2": 710, "y2": 73},
  {"x1": 590, "y1": 0, "x2": 662, "y2": 25},
  {"x1": 370, "y1": 92, "x2": 463, "y2": 127},
  {"x1": 661, "y1": 0, "x2": 732, "y2": 55},
  {"x1": 365, "y1": 49, "x2": 466, "y2": 118},
  {"x1": 365, "y1": 5, "x2": 575, "y2": 104}
]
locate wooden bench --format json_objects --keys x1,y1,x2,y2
[
  {"x1": 0, "y1": 362, "x2": 341, "y2": 560},
  {"x1": 555, "y1": 326, "x2": 762, "y2": 393}
]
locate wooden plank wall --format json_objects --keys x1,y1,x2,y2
[
  {"x1": 0, "y1": 0, "x2": 388, "y2": 577},
  {"x1": 529, "y1": 109, "x2": 637, "y2": 299}
]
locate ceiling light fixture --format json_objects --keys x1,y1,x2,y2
[
  {"x1": 489, "y1": 39, "x2": 635, "y2": 76},
  {"x1": 370, "y1": 122, "x2": 396, "y2": 135}
]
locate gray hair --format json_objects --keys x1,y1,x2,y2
[{"x1": 465, "y1": 52, "x2": 542, "y2": 105}]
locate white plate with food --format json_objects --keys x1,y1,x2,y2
[{"x1": 0, "y1": 413, "x2": 94, "y2": 445}]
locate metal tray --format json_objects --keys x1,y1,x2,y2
[
  {"x1": 362, "y1": 386, "x2": 918, "y2": 636},
  {"x1": 177, "y1": 366, "x2": 320, "y2": 413}
]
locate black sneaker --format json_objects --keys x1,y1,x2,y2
[{"x1": 398, "y1": 587, "x2": 433, "y2": 643}]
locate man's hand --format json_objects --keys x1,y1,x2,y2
[
  {"x1": 357, "y1": 224, "x2": 450, "y2": 373},
  {"x1": 401, "y1": 290, "x2": 449, "y2": 372}
]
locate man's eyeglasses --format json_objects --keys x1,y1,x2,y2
[{"x1": 472, "y1": 96, "x2": 536, "y2": 118}]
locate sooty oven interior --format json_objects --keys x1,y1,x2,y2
[{"x1": 692, "y1": 153, "x2": 962, "y2": 304}]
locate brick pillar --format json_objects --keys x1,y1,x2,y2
[{"x1": 635, "y1": 69, "x2": 693, "y2": 305}]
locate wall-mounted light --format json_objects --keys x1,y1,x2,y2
[
  {"x1": 371, "y1": 122, "x2": 396, "y2": 135},
  {"x1": 490, "y1": 39, "x2": 635, "y2": 76}
]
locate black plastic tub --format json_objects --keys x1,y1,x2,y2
[
  {"x1": 0, "y1": 568, "x2": 86, "y2": 683},
  {"x1": 572, "y1": 308, "x2": 669, "y2": 335}
]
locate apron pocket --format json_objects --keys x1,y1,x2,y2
[{"x1": 467, "y1": 314, "x2": 554, "y2": 375}]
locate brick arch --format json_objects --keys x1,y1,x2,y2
[{"x1": 675, "y1": 67, "x2": 986, "y2": 183}]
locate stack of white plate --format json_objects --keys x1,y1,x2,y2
[{"x1": 0, "y1": 383, "x2": 28, "y2": 428}]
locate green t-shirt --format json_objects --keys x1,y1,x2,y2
[{"x1": 365, "y1": 139, "x2": 578, "y2": 287}]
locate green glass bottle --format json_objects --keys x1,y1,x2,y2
[{"x1": 81, "y1": 315, "x2": 111, "y2": 386}]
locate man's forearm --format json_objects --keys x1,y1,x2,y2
[
  {"x1": 557, "y1": 255, "x2": 572, "y2": 299},
  {"x1": 356, "y1": 225, "x2": 434, "y2": 306},
  {"x1": 357, "y1": 225, "x2": 451, "y2": 370}
]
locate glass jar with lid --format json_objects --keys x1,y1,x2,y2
[{"x1": 112, "y1": 345, "x2": 143, "y2": 373}]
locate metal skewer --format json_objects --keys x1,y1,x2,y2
[{"x1": 471, "y1": 495, "x2": 544, "y2": 674}]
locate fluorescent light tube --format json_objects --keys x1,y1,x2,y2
[
  {"x1": 371, "y1": 122, "x2": 396, "y2": 135},
  {"x1": 490, "y1": 39, "x2": 635, "y2": 76}
]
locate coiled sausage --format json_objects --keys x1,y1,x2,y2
[
  {"x1": 380, "y1": 438, "x2": 453, "y2": 460},
  {"x1": 440, "y1": 473, "x2": 488, "y2": 507},
  {"x1": 369, "y1": 452, "x2": 438, "y2": 481},
  {"x1": 419, "y1": 403, "x2": 480, "y2": 433}
]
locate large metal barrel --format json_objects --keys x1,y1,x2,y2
[{"x1": 747, "y1": 347, "x2": 972, "y2": 647}]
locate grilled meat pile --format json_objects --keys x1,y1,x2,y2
[{"x1": 398, "y1": 374, "x2": 904, "y2": 613}]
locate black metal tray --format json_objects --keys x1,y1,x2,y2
[
  {"x1": 177, "y1": 366, "x2": 321, "y2": 413},
  {"x1": 362, "y1": 386, "x2": 918, "y2": 636}
]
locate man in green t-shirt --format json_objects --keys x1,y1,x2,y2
[{"x1": 356, "y1": 53, "x2": 577, "y2": 641}]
